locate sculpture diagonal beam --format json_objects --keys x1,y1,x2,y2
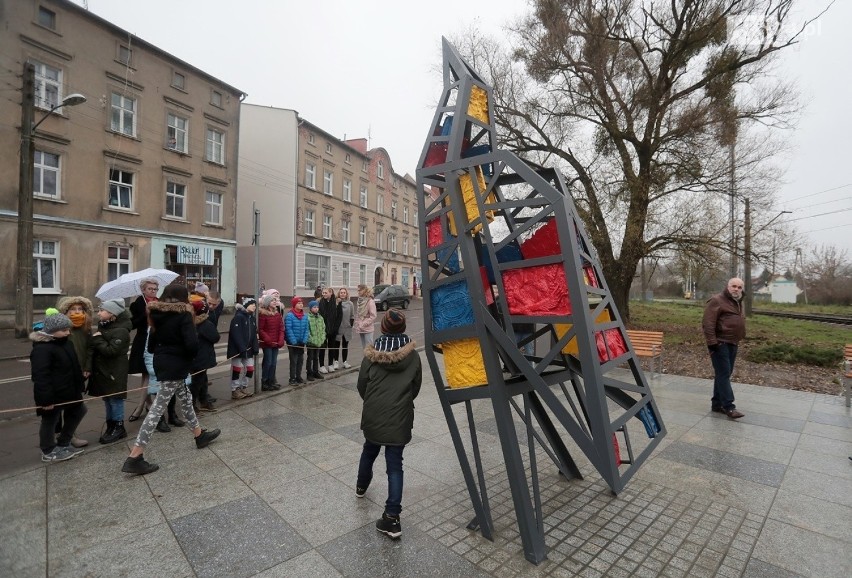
[{"x1": 415, "y1": 38, "x2": 667, "y2": 565}]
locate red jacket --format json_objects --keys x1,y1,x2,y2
[{"x1": 258, "y1": 308, "x2": 285, "y2": 348}]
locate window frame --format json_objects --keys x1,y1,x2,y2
[
  {"x1": 343, "y1": 178, "x2": 352, "y2": 202},
  {"x1": 37, "y1": 6, "x2": 56, "y2": 29},
  {"x1": 108, "y1": 168, "x2": 134, "y2": 210},
  {"x1": 210, "y1": 89, "x2": 223, "y2": 107},
  {"x1": 165, "y1": 180, "x2": 187, "y2": 219},
  {"x1": 171, "y1": 71, "x2": 186, "y2": 90},
  {"x1": 377, "y1": 160, "x2": 384, "y2": 179},
  {"x1": 359, "y1": 185, "x2": 368, "y2": 208},
  {"x1": 342, "y1": 262, "x2": 350, "y2": 287},
  {"x1": 205, "y1": 127, "x2": 225, "y2": 164},
  {"x1": 377, "y1": 194, "x2": 384, "y2": 215},
  {"x1": 205, "y1": 190, "x2": 224, "y2": 225},
  {"x1": 359, "y1": 224, "x2": 367, "y2": 247},
  {"x1": 359, "y1": 264, "x2": 367, "y2": 286},
  {"x1": 305, "y1": 209, "x2": 315, "y2": 236},
  {"x1": 323, "y1": 214, "x2": 333, "y2": 239},
  {"x1": 107, "y1": 245, "x2": 131, "y2": 281},
  {"x1": 33, "y1": 61, "x2": 61, "y2": 110},
  {"x1": 403, "y1": 205, "x2": 409, "y2": 224},
  {"x1": 391, "y1": 200, "x2": 397, "y2": 219},
  {"x1": 33, "y1": 149, "x2": 61, "y2": 199},
  {"x1": 33, "y1": 239, "x2": 59, "y2": 294},
  {"x1": 305, "y1": 163, "x2": 316, "y2": 189},
  {"x1": 342, "y1": 219, "x2": 351, "y2": 243},
  {"x1": 166, "y1": 113, "x2": 189, "y2": 153},
  {"x1": 304, "y1": 253, "x2": 330, "y2": 289},
  {"x1": 323, "y1": 169, "x2": 334, "y2": 196},
  {"x1": 110, "y1": 92, "x2": 137, "y2": 137},
  {"x1": 325, "y1": 143, "x2": 333, "y2": 154}
]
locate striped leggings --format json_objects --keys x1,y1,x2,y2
[{"x1": 134, "y1": 379, "x2": 199, "y2": 448}]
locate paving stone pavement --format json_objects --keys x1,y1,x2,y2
[{"x1": 1, "y1": 355, "x2": 850, "y2": 577}]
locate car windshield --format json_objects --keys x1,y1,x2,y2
[{"x1": 373, "y1": 285, "x2": 389, "y2": 295}]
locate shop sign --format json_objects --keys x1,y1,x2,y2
[
  {"x1": 302, "y1": 240, "x2": 324, "y2": 248},
  {"x1": 177, "y1": 244, "x2": 214, "y2": 265}
]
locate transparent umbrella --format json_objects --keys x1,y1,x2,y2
[{"x1": 95, "y1": 268, "x2": 179, "y2": 301}]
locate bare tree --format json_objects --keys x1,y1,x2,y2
[
  {"x1": 455, "y1": 0, "x2": 826, "y2": 319},
  {"x1": 803, "y1": 244, "x2": 852, "y2": 305}
]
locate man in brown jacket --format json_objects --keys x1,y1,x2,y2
[{"x1": 702, "y1": 278, "x2": 746, "y2": 418}]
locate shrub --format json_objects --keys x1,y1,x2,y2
[{"x1": 745, "y1": 344, "x2": 842, "y2": 368}]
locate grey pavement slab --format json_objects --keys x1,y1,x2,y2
[{"x1": 0, "y1": 358, "x2": 850, "y2": 577}]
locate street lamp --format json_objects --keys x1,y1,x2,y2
[{"x1": 16, "y1": 61, "x2": 86, "y2": 337}]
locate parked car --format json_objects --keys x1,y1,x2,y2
[{"x1": 372, "y1": 284, "x2": 411, "y2": 310}]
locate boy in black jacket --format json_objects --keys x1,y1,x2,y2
[
  {"x1": 355, "y1": 308, "x2": 421, "y2": 539},
  {"x1": 30, "y1": 313, "x2": 87, "y2": 462},
  {"x1": 227, "y1": 297, "x2": 259, "y2": 399},
  {"x1": 190, "y1": 298, "x2": 220, "y2": 412}
]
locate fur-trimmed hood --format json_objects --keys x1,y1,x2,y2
[
  {"x1": 363, "y1": 340, "x2": 417, "y2": 367},
  {"x1": 258, "y1": 306, "x2": 279, "y2": 316},
  {"x1": 147, "y1": 301, "x2": 194, "y2": 314},
  {"x1": 193, "y1": 312, "x2": 209, "y2": 325},
  {"x1": 29, "y1": 331, "x2": 61, "y2": 343},
  {"x1": 56, "y1": 295, "x2": 93, "y2": 315}
]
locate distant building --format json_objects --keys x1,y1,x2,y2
[
  {"x1": 754, "y1": 276, "x2": 801, "y2": 304},
  {"x1": 0, "y1": 0, "x2": 244, "y2": 326},
  {"x1": 237, "y1": 108, "x2": 421, "y2": 299}
]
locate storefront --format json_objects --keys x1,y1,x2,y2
[{"x1": 164, "y1": 243, "x2": 221, "y2": 292}]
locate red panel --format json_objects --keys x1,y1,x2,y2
[
  {"x1": 503, "y1": 264, "x2": 572, "y2": 316},
  {"x1": 520, "y1": 219, "x2": 560, "y2": 259}
]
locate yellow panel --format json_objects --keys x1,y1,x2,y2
[
  {"x1": 555, "y1": 310, "x2": 612, "y2": 355},
  {"x1": 443, "y1": 338, "x2": 487, "y2": 388},
  {"x1": 468, "y1": 85, "x2": 489, "y2": 123},
  {"x1": 447, "y1": 167, "x2": 495, "y2": 236}
]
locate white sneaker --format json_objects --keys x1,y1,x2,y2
[
  {"x1": 328, "y1": 365, "x2": 336, "y2": 373},
  {"x1": 319, "y1": 366, "x2": 328, "y2": 374},
  {"x1": 343, "y1": 361, "x2": 351, "y2": 369},
  {"x1": 333, "y1": 361, "x2": 340, "y2": 370}
]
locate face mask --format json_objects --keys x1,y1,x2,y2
[{"x1": 68, "y1": 312, "x2": 86, "y2": 328}]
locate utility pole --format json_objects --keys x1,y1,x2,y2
[
  {"x1": 729, "y1": 142, "x2": 736, "y2": 279},
  {"x1": 15, "y1": 63, "x2": 35, "y2": 338},
  {"x1": 252, "y1": 202, "x2": 260, "y2": 394},
  {"x1": 743, "y1": 198, "x2": 752, "y2": 317}
]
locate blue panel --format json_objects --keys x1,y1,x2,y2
[
  {"x1": 431, "y1": 280, "x2": 474, "y2": 330},
  {"x1": 481, "y1": 240, "x2": 523, "y2": 284}
]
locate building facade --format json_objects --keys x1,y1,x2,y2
[
  {"x1": 237, "y1": 110, "x2": 421, "y2": 300},
  {"x1": 0, "y1": 0, "x2": 243, "y2": 326}
]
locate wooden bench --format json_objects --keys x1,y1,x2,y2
[
  {"x1": 626, "y1": 330, "x2": 664, "y2": 380},
  {"x1": 843, "y1": 344, "x2": 852, "y2": 407}
]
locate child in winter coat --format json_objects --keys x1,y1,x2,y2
[
  {"x1": 89, "y1": 299, "x2": 132, "y2": 445},
  {"x1": 306, "y1": 300, "x2": 327, "y2": 381},
  {"x1": 318, "y1": 287, "x2": 340, "y2": 374},
  {"x1": 284, "y1": 297, "x2": 309, "y2": 385},
  {"x1": 54, "y1": 296, "x2": 94, "y2": 448},
  {"x1": 190, "y1": 298, "x2": 220, "y2": 412},
  {"x1": 355, "y1": 308, "x2": 422, "y2": 539},
  {"x1": 226, "y1": 297, "x2": 259, "y2": 400},
  {"x1": 258, "y1": 294, "x2": 285, "y2": 391},
  {"x1": 31, "y1": 313, "x2": 87, "y2": 462}
]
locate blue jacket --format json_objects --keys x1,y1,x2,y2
[{"x1": 285, "y1": 311, "x2": 309, "y2": 345}]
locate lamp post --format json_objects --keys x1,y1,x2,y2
[{"x1": 15, "y1": 61, "x2": 86, "y2": 337}]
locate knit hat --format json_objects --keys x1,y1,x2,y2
[
  {"x1": 42, "y1": 313, "x2": 72, "y2": 334},
  {"x1": 242, "y1": 296, "x2": 257, "y2": 309},
  {"x1": 381, "y1": 308, "x2": 406, "y2": 334},
  {"x1": 308, "y1": 300, "x2": 319, "y2": 310},
  {"x1": 45, "y1": 307, "x2": 60, "y2": 317},
  {"x1": 291, "y1": 296, "x2": 302, "y2": 308},
  {"x1": 260, "y1": 294, "x2": 276, "y2": 309},
  {"x1": 194, "y1": 281, "x2": 210, "y2": 294},
  {"x1": 100, "y1": 299, "x2": 125, "y2": 316}
]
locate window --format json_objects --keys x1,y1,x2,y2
[
  {"x1": 403, "y1": 237, "x2": 409, "y2": 256},
  {"x1": 323, "y1": 170, "x2": 333, "y2": 195},
  {"x1": 414, "y1": 237, "x2": 419, "y2": 258},
  {"x1": 205, "y1": 128, "x2": 225, "y2": 164},
  {"x1": 325, "y1": 143, "x2": 332, "y2": 154},
  {"x1": 305, "y1": 209, "x2": 315, "y2": 236},
  {"x1": 390, "y1": 233, "x2": 397, "y2": 254},
  {"x1": 343, "y1": 178, "x2": 352, "y2": 202},
  {"x1": 323, "y1": 214, "x2": 332, "y2": 239},
  {"x1": 108, "y1": 169, "x2": 133, "y2": 209},
  {"x1": 304, "y1": 163, "x2": 316, "y2": 189},
  {"x1": 377, "y1": 194, "x2": 384, "y2": 215},
  {"x1": 37, "y1": 6, "x2": 56, "y2": 29},
  {"x1": 211, "y1": 90, "x2": 222, "y2": 107},
  {"x1": 33, "y1": 240, "x2": 58, "y2": 292},
  {"x1": 205, "y1": 191, "x2": 223, "y2": 225},
  {"x1": 359, "y1": 224, "x2": 366, "y2": 246},
  {"x1": 359, "y1": 264, "x2": 367, "y2": 285},
  {"x1": 362, "y1": 160, "x2": 368, "y2": 173},
  {"x1": 118, "y1": 45, "x2": 132, "y2": 66},
  {"x1": 304, "y1": 254, "x2": 330, "y2": 289},
  {"x1": 342, "y1": 262, "x2": 350, "y2": 287},
  {"x1": 377, "y1": 160, "x2": 384, "y2": 179},
  {"x1": 413, "y1": 209, "x2": 418, "y2": 223},
  {"x1": 345, "y1": 153, "x2": 351, "y2": 164},
  {"x1": 377, "y1": 230, "x2": 383, "y2": 250},
  {"x1": 107, "y1": 245, "x2": 131, "y2": 281},
  {"x1": 167, "y1": 113, "x2": 188, "y2": 153},
  {"x1": 34, "y1": 61, "x2": 61, "y2": 109},
  {"x1": 342, "y1": 220, "x2": 350, "y2": 243},
  {"x1": 403, "y1": 205, "x2": 409, "y2": 224},
  {"x1": 33, "y1": 150, "x2": 60, "y2": 198},
  {"x1": 359, "y1": 185, "x2": 368, "y2": 208},
  {"x1": 110, "y1": 93, "x2": 136, "y2": 136},
  {"x1": 165, "y1": 181, "x2": 186, "y2": 218},
  {"x1": 172, "y1": 71, "x2": 185, "y2": 90},
  {"x1": 391, "y1": 201, "x2": 397, "y2": 219},
  {"x1": 307, "y1": 133, "x2": 315, "y2": 144}
]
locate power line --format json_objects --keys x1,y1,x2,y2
[
  {"x1": 783, "y1": 182, "x2": 852, "y2": 204},
  {"x1": 780, "y1": 206, "x2": 852, "y2": 223}
]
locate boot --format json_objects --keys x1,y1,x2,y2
[
  {"x1": 101, "y1": 421, "x2": 127, "y2": 444},
  {"x1": 99, "y1": 420, "x2": 115, "y2": 444},
  {"x1": 122, "y1": 454, "x2": 159, "y2": 475},
  {"x1": 156, "y1": 416, "x2": 171, "y2": 433},
  {"x1": 167, "y1": 397, "x2": 184, "y2": 427},
  {"x1": 261, "y1": 380, "x2": 275, "y2": 392}
]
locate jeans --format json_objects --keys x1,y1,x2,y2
[
  {"x1": 358, "y1": 332, "x2": 374, "y2": 348},
  {"x1": 103, "y1": 396, "x2": 124, "y2": 421},
  {"x1": 39, "y1": 402, "x2": 87, "y2": 453},
  {"x1": 288, "y1": 345, "x2": 304, "y2": 382},
  {"x1": 357, "y1": 440, "x2": 404, "y2": 517},
  {"x1": 261, "y1": 347, "x2": 279, "y2": 383},
  {"x1": 307, "y1": 347, "x2": 320, "y2": 376},
  {"x1": 710, "y1": 342, "x2": 738, "y2": 410}
]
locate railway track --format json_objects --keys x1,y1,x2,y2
[{"x1": 753, "y1": 309, "x2": 852, "y2": 326}]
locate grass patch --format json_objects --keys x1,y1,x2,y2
[{"x1": 628, "y1": 301, "x2": 850, "y2": 365}]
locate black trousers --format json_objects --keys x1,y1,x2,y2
[
  {"x1": 39, "y1": 402, "x2": 87, "y2": 453},
  {"x1": 288, "y1": 345, "x2": 304, "y2": 381}
]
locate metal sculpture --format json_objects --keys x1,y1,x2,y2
[{"x1": 415, "y1": 39, "x2": 666, "y2": 564}]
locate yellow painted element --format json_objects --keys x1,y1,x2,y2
[
  {"x1": 555, "y1": 309, "x2": 612, "y2": 355},
  {"x1": 468, "y1": 85, "x2": 489, "y2": 123},
  {"x1": 447, "y1": 167, "x2": 495, "y2": 236},
  {"x1": 443, "y1": 338, "x2": 487, "y2": 388}
]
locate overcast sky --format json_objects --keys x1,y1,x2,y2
[{"x1": 82, "y1": 0, "x2": 851, "y2": 260}]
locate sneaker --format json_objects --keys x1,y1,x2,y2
[
  {"x1": 41, "y1": 446, "x2": 80, "y2": 462},
  {"x1": 200, "y1": 401, "x2": 218, "y2": 413},
  {"x1": 195, "y1": 428, "x2": 221, "y2": 449},
  {"x1": 356, "y1": 486, "x2": 368, "y2": 498},
  {"x1": 343, "y1": 361, "x2": 351, "y2": 369},
  {"x1": 122, "y1": 454, "x2": 159, "y2": 475},
  {"x1": 70, "y1": 437, "x2": 89, "y2": 448},
  {"x1": 288, "y1": 379, "x2": 297, "y2": 385},
  {"x1": 231, "y1": 389, "x2": 247, "y2": 400},
  {"x1": 241, "y1": 386, "x2": 254, "y2": 397},
  {"x1": 376, "y1": 513, "x2": 402, "y2": 539},
  {"x1": 724, "y1": 408, "x2": 744, "y2": 419},
  {"x1": 295, "y1": 378, "x2": 305, "y2": 384},
  {"x1": 327, "y1": 365, "x2": 336, "y2": 373},
  {"x1": 262, "y1": 382, "x2": 276, "y2": 391},
  {"x1": 307, "y1": 374, "x2": 315, "y2": 381},
  {"x1": 333, "y1": 361, "x2": 340, "y2": 370},
  {"x1": 319, "y1": 366, "x2": 328, "y2": 374}
]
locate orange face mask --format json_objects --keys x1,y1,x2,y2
[{"x1": 67, "y1": 312, "x2": 86, "y2": 328}]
